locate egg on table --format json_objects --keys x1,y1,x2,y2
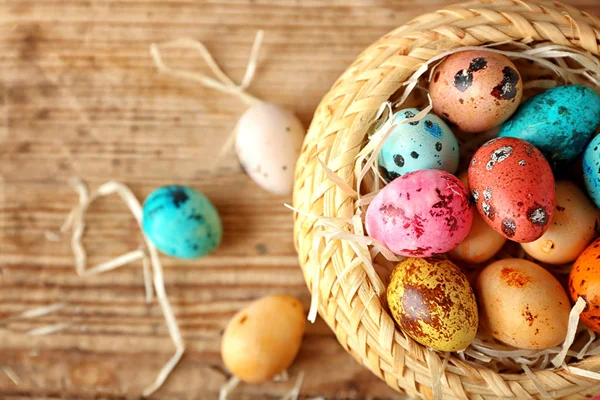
[
  {"x1": 521, "y1": 181, "x2": 598, "y2": 264},
  {"x1": 221, "y1": 295, "x2": 306, "y2": 382},
  {"x1": 387, "y1": 258, "x2": 478, "y2": 351},
  {"x1": 449, "y1": 173, "x2": 506, "y2": 264},
  {"x1": 142, "y1": 185, "x2": 222, "y2": 259},
  {"x1": 569, "y1": 238, "x2": 600, "y2": 333},
  {"x1": 366, "y1": 169, "x2": 472, "y2": 257},
  {"x1": 476, "y1": 258, "x2": 570, "y2": 349},
  {"x1": 500, "y1": 85, "x2": 600, "y2": 168},
  {"x1": 235, "y1": 103, "x2": 305, "y2": 195},
  {"x1": 429, "y1": 50, "x2": 523, "y2": 133},
  {"x1": 378, "y1": 108, "x2": 459, "y2": 182},
  {"x1": 583, "y1": 134, "x2": 600, "y2": 208},
  {"x1": 468, "y1": 137, "x2": 556, "y2": 242}
]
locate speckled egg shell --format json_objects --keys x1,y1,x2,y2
[
  {"x1": 521, "y1": 181, "x2": 598, "y2": 264},
  {"x1": 387, "y1": 258, "x2": 478, "y2": 352},
  {"x1": 583, "y1": 134, "x2": 600, "y2": 207},
  {"x1": 449, "y1": 173, "x2": 507, "y2": 264},
  {"x1": 235, "y1": 103, "x2": 305, "y2": 195},
  {"x1": 378, "y1": 108, "x2": 459, "y2": 182},
  {"x1": 366, "y1": 169, "x2": 472, "y2": 257},
  {"x1": 569, "y1": 238, "x2": 600, "y2": 333},
  {"x1": 468, "y1": 137, "x2": 556, "y2": 242},
  {"x1": 500, "y1": 85, "x2": 600, "y2": 168},
  {"x1": 476, "y1": 258, "x2": 570, "y2": 350},
  {"x1": 142, "y1": 186, "x2": 222, "y2": 259},
  {"x1": 429, "y1": 50, "x2": 523, "y2": 133}
]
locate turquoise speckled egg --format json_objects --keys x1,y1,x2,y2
[
  {"x1": 499, "y1": 85, "x2": 600, "y2": 168},
  {"x1": 378, "y1": 108, "x2": 459, "y2": 182},
  {"x1": 583, "y1": 135, "x2": 600, "y2": 208},
  {"x1": 142, "y1": 186, "x2": 222, "y2": 259}
]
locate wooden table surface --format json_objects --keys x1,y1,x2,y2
[{"x1": 1, "y1": 1, "x2": 599, "y2": 399}]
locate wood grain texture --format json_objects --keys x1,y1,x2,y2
[{"x1": 1, "y1": 1, "x2": 599, "y2": 399}]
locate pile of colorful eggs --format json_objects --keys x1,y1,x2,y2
[{"x1": 367, "y1": 50, "x2": 600, "y2": 352}]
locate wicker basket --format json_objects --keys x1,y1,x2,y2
[{"x1": 292, "y1": 1, "x2": 600, "y2": 398}]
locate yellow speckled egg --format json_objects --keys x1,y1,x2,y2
[
  {"x1": 221, "y1": 295, "x2": 305, "y2": 383},
  {"x1": 522, "y1": 181, "x2": 598, "y2": 264},
  {"x1": 429, "y1": 50, "x2": 523, "y2": 133},
  {"x1": 476, "y1": 259, "x2": 570, "y2": 350},
  {"x1": 449, "y1": 173, "x2": 507, "y2": 264},
  {"x1": 387, "y1": 258, "x2": 478, "y2": 351}
]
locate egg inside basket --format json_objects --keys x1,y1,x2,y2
[{"x1": 292, "y1": 1, "x2": 600, "y2": 398}]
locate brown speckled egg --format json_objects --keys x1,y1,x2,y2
[
  {"x1": 429, "y1": 51, "x2": 523, "y2": 133},
  {"x1": 468, "y1": 137, "x2": 556, "y2": 242},
  {"x1": 569, "y1": 237, "x2": 600, "y2": 333}
]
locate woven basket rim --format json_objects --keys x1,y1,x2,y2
[{"x1": 293, "y1": 1, "x2": 600, "y2": 398}]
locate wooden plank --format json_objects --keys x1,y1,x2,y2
[{"x1": 1, "y1": 0, "x2": 600, "y2": 399}]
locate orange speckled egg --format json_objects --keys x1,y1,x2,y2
[
  {"x1": 449, "y1": 173, "x2": 507, "y2": 264},
  {"x1": 569, "y1": 237, "x2": 600, "y2": 333},
  {"x1": 429, "y1": 51, "x2": 523, "y2": 133},
  {"x1": 468, "y1": 137, "x2": 556, "y2": 243}
]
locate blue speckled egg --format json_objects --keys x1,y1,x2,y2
[
  {"x1": 378, "y1": 108, "x2": 459, "y2": 182},
  {"x1": 499, "y1": 85, "x2": 600, "y2": 168},
  {"x1": 583, "y1": 135, "x2": 600, "y2": 208},
  {"x1": 142, "y1": 186, "x2": 222, "y2": 259}
]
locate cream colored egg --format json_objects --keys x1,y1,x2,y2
[
  {"x1": 476, "y1": 258, "x2": 570, "y2": 350},
  {"x1": 235, "y1": 103, "x2": 305, "y2": 195},
  {"x1": 449, "y1": 173, "x2": 506, "y2": 263},
  {"x1": 521, "y1": 181, "x2": 599, "y2": 264},
  {"x1": 221, "y1": 295, "x2": 305, "y2": 383}
]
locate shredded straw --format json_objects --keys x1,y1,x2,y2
[
  {"x1": 17, "y1": 303, "x2": 67, "y2": 319},
  {"x1": 219, "y1": 376, "x2": 240, "y2": 400},
  {"x1": 2, "y1": 367, "x2": 21, "y2": 386},
  {"x1": 150, "y1": 31, "x2": 265, "y2": 171},
  {"x1": 46, "y1": 180, "x2": 184, "y2": 397},
  {"x1": 292, "y1": 41, "x2": 600, "y2": 394},
  {"x1": 27, "y1": 323, "x2": 71, "y2": 336}
]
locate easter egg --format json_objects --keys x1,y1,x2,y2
[
  {"x1": 378, "y1": 108, "x2": 459, "y2": 182},
  {"x1": 387, "y1": 258, "x2": 478, "y2": 352},
  {"x1": 583, "y1": 134, "x2": 600, "y2": 207},
  {"x1": 235, "y1": 103, "x2": 305, "y2": 195},
  {"x1": 142, "y1": 186, "x2": 222, "y2": 259},
  {"x1": 221, "y1": 295, "x2": 305, "y2": 382},
  {"x1": 476, "y1": 258, "x2": 570, "y2": 350},
  {"x1": 499, "y1": 85, "x2": 600, "y2": 168},
  {"x1": 366, "y1": 169, "x2": 472, "y2": 257},
  {"x1": 429, "y1": 50, "x2": 523, "y2": 133},
  {"x1": 449, "y1": 173, "x2": 506, "y2": 264},
  {"x1": 522, "y1": 181, "x2": 598, "y2": 264},
  {"x1": 569, "y1": 238, "x2": 600, "y2": 333},
  {"x1": 468, "y1": 137, "x2": 555, "y2": 242}
]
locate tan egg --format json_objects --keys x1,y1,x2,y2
[
  {"x1": 221, "y1": 295, "x2": 305, "y2": 383},
  {"x1": 476, "y1": 258, "x2": 570, "y2": 350},
  {"x1": 449, "y1": 173, "x2": 506, "y2": 264},
  {"x1": 235, "y1": 103, "x2": 305, "y2": 195},
  {"x1": 430, "y1": 50, "x2": 523, "y2": 133},
  {"x1": 522, "y1": 181, "x2": 599, "y2": 264},
  {"x1": 387, "y1": 258, "x2": 478, "y2": 352}
]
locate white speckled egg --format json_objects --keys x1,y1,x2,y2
[{"x1": 235, "y1": 103, "x2": 305, "y2": 195}]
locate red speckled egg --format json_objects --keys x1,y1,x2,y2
[
  {"x1": 429, "y1": 50, "x2": 523, "y2": 133},
  {"x1": 468, "y1": 137, "x2": 555, "y2": 242},
  {"x1": 569, "y1": 237, "x2": 600, "y2": 333}
]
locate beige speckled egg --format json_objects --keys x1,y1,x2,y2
[
  {"x1": 387, "y1": 258, "x2": 478, "y2": 352},
  {"x1": 522, "y1": 181, "x2": 599, "y2": 264},
  {"x1": 449, "y1": 173, "x2": 506, "y2": 264},
  {"x1": 429, "y1": 51, "x2": 523, "y2": 133},
  {"x1": 235, "y1": 103, "x2": 305, "y2": 195},
  {"x1": 221, "y1": 295, "x2": 305, "y2": 383},
  {"x1": 476, "y1": 259, "x2": 570, "y2": 350}
]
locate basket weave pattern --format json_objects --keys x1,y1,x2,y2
[{"x1": 293, "y1": 1, "x2": 600, "y2": 398}]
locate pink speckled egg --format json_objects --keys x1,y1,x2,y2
[
  {"x1": 366, "y1": 170, "x2": 473, "y2": 257},
  {"x1": 429, "y1": 51, "x2": 523, "y2": 133},
  {"x1": 468, "y1": 137, "x2": 556, "y2": 243}
]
